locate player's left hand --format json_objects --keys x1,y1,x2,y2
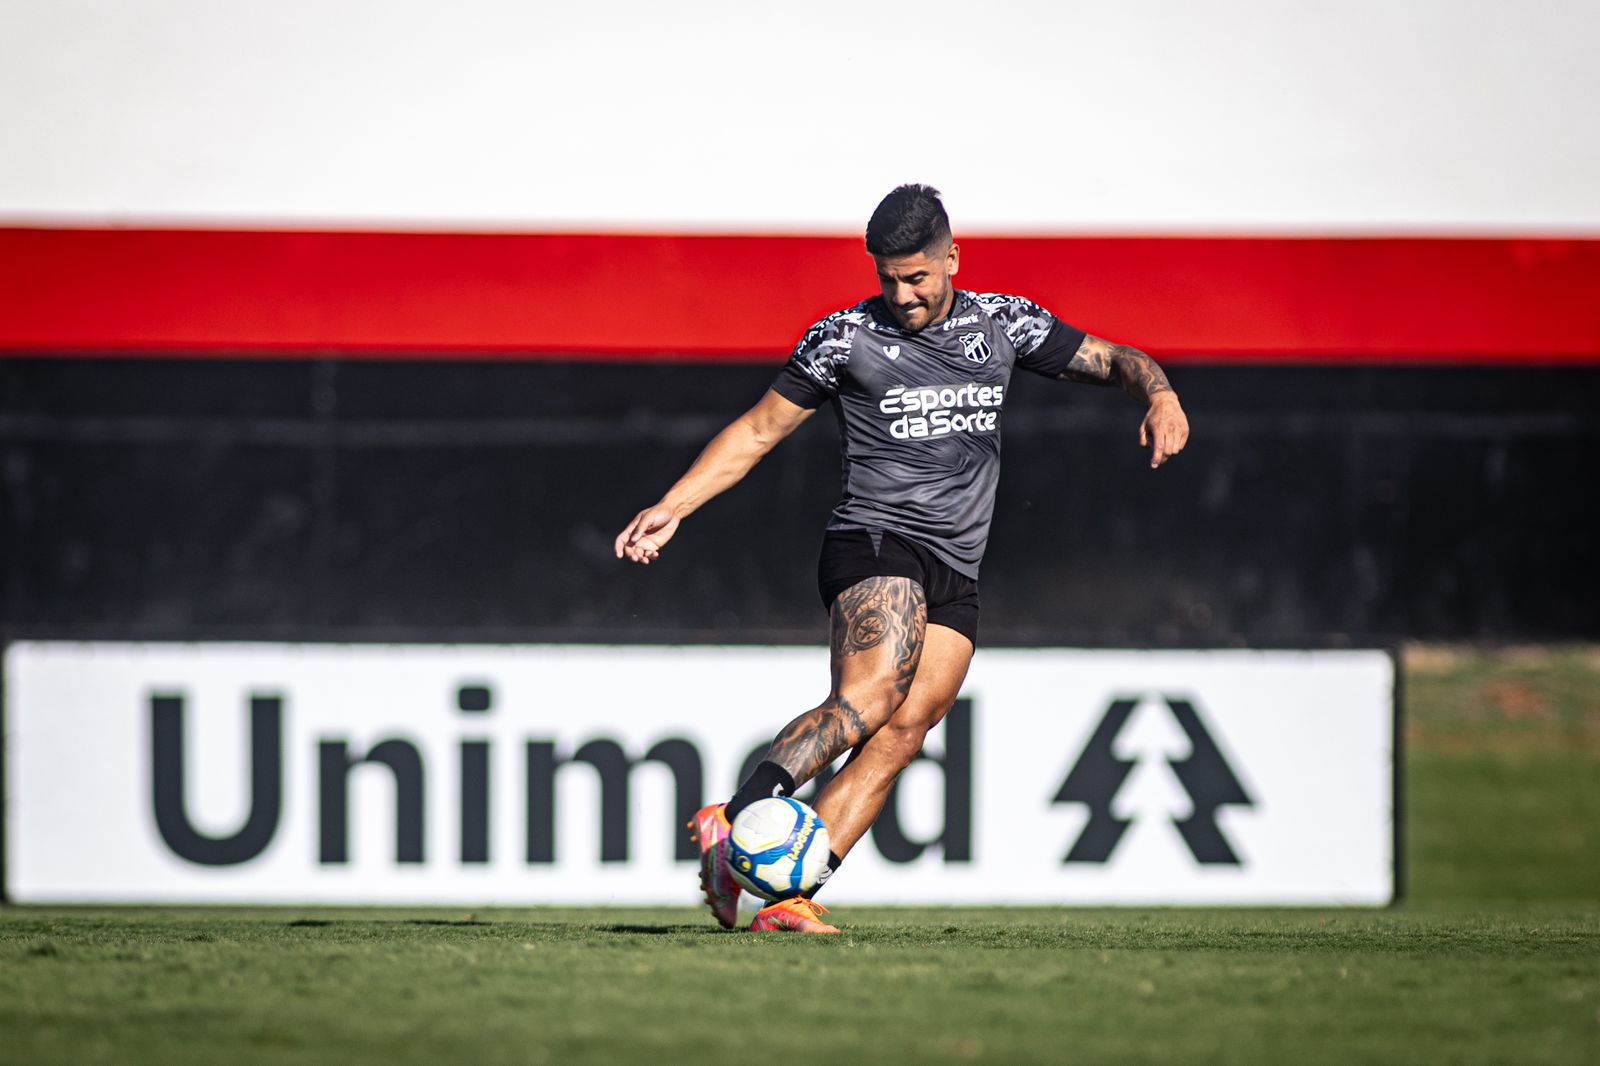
[{"x1": 1140, "y1": 392, "x2": 1189, "y2": 469}]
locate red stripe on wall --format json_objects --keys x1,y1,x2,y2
[{"x1": 2, "y1": 228, "x2": 1597, "y2": 362}]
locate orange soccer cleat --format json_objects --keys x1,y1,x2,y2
[
  {"x1": 688, "y1": 803, "x2": 741, "y2": 929},
  {"x1": 750, "y1": 896, "x2": 840, "y2": 934}
]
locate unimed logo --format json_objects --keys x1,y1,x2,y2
[
  {"x1": 148, "y1": 685, "x2": 975, "y2": 869},
  {"x1": 1052, "y1": 694, "x2": 1254, "y2": 865},
  {"x1": 7, "y1": 644, "x2": 1395, "y2": 904}
]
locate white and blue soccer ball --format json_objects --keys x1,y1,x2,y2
[{"x1": 726, "y1": 796, "x2": 831, "y2": 901}]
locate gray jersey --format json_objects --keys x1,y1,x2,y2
[{"x1": 772, "y1": 291, "x2": 1086, "y2": 578}]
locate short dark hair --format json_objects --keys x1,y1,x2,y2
[{"x1": 865, "y1": 184, "x2": 952, "y2": 257}]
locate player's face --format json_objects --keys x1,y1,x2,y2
[{"x1": 874, "y1": 242, "x2": 960, "y2": 332}]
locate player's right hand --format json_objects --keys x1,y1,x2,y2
[{"x1": 614, "y1": 505, "x2": 681, "y2": 565}]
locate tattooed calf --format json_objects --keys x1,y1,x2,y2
[{"x1": 766, "y1": 696, "x2": 871, "y2": 785}]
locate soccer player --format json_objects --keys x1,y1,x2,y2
[{"x1": 615, "y1": 185, "x2": 1189, "y2": 933}]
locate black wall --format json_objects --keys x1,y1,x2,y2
[{"x1": 2, "y1": 357, "x2": 1596, "y2": 646}]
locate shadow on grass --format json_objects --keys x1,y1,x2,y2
[{"x1": 283, "y1": 918, "x2": 494, "y2": 928}]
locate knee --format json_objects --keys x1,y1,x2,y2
[
  {"x1": 876, "y1": 689, "x2": 960, "y2": 768},
  {"x1": 834, "y1": 685, "x2": 909, "y2": 740},
  {"x1": 874, "y1": 716, "x2": 934, "y2": 772}
]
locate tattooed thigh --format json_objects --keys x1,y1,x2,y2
[{"x1": 830, "y1": 575, "x2": 927, "y2": 696}]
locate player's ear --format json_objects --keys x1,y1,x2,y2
[{"x1": 946, "y1": 242, "x2": 960, "y2": 277}]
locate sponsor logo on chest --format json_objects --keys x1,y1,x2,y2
[{"x1": 878, "y1": 382, "x2": 1005, "y2": 440}]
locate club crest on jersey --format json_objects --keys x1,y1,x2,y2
[
  {"x1": 960, "y1": 332, "x2": 992, "y2": 365},
  {"x1": 884, "y1": 344, "x2": 901, "y2": 360}
]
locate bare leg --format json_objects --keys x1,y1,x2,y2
[
  {"x1": 812, "y1": 622, "x2": 974, "y2": 857},
  {"x1": 762, "y1": 576, "x2": 926, "y2": 785}
]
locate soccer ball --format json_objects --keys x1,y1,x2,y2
[{"x1": 726, "y1": 796, "x2": 831, "y2": 901}]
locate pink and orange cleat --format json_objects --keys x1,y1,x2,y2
[
  {"x1": 750, "y1": 897, "x2": 840, "y2": 934},
  {"x1": 688, "y1": 803, "x2": 741, "y2": 929}
]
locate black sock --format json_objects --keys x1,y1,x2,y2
[
  {"x1": 803, "y1": 851, "x2": 844, "y2": 899},
  {"x1": 725, "y1": 761, "x2": 796, "y2": 823}
]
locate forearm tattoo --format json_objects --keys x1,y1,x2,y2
[
  {"x1": 1060, "y1": 337, "x2": 1174, "y2": 403},
  {"x1": 765, "y1": 576, "x2": 926, "y2": 783}
]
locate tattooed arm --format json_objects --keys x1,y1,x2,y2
[
  {"x1": 1059, "y1": 334, "x2": 1173, "y2": 400},
  {"x1": 1060, "y1": 334, "x2": 1190, "y2": 469},
  {"x1": 615, "y1": 388, "x2": 815, "y2": 564}
]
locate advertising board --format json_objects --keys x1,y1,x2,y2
[{"x1": 3, "y1": 643, "x2": 1395, "y2": 905}]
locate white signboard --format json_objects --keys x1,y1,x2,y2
[{"x1": 2, "y1": 643, "x2": 1395, "y2": 906}]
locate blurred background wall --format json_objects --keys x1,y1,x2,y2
[{"x1": 2, "y1": 0, "x2": 1597, "y2": 647}]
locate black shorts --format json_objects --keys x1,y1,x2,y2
[{"x1": 817, "y1": 528, "x2": 980, "y2": 647}]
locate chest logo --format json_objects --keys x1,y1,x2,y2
[
  {"x1": 959, "y1": 332, "x2": 992, "y2": 365},
  {"x1": 884, "y1": 344, "x2": 901, "y2": 360}
]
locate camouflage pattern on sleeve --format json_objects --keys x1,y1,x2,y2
[
  {"x1": 788, "y1": 300, "x2": 873, "y2": 394},
  {"x1": 972, "y1": 292, "x2": 1058, "y2": 357}
]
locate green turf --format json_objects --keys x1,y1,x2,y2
[
  {"x1": 1408, "y1": 752, "x2": 1600, "y2": 902},
  {"x1": 1404, "y1": 645, "x2": 1600, "y2": 902},
  {"x1": 2, "y1": 906, "x2": 1596, "y2": 1065},
  {"x1": 2, "y1": 646, "x2": 1597, "y2": 1065}
]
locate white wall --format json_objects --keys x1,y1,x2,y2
[{"x1": 1, "y1": 0, "x2": 1596, "y2": 232}]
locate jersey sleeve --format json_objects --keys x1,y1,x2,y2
[
  {"x1": 975, "y1": 293, "x2": 1087, "y2": 379},
  {"x1": 769, "y1": 305, "x2": 864, "y2": 409}
]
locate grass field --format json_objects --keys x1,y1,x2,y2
[{"x1": 3, "y1": 646, "x2": 1597, "y2": 1065}]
